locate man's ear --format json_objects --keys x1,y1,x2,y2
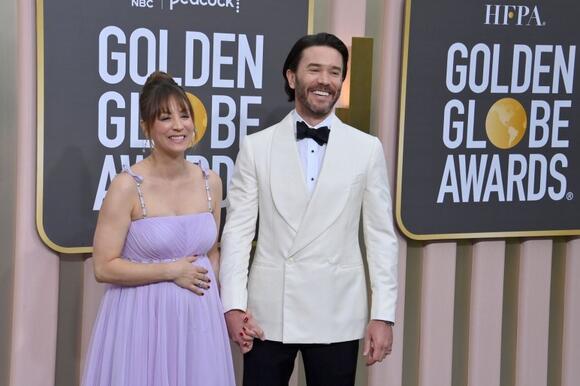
[{"x1": 286, "y1": 69, "x2": 296, "y2": 90}]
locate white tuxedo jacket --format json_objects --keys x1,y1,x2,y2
[{"x1": 220, "y1": 113, "x2": 398, "y2": 344}]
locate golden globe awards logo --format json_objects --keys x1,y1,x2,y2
[
  {"x1": 38, "y1": 0, "x2": 308, "y2": 251},
  {"x1": 397, "y1": 0, "x2": 580, "y2": 239},
  {"x1": 437, "y1": 42, "x2": 576, "y2": 204}
]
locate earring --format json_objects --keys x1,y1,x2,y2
[{"x1": 142, "y1": 138, "x2": 150, "y2": 154}]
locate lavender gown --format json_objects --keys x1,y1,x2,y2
[{"x1": 82, "y1": 166, "x2": 235, "y2": 386}]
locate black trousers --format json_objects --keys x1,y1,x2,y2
[{"x1": 243, "y1": 339, "x2": 359, "y2": 386}]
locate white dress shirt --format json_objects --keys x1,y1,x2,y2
[{"x1": 292, "y1": 110, "x2": 334, "y2": 194}]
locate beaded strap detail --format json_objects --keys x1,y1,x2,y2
[
  {"x1": 123, "y1": 162, "x2": 212, "y2": 217},
  {"x1": 123, "y1": 166, "x2": 147, "y2": 219},
  {"x1": 196, "y1": 161, "x2": 213, "y2": 213},
  {"x1": 135, "y1": 180, "x2": 147, "y2": 218}
]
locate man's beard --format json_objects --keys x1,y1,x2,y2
[{"x1": 294, "y1": 79, "x2": 341, "y2": 118}]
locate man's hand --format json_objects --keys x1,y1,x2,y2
[
  {"x1": 363, "y1": 320, "x2": 393, "y2": 366},
  {"x1": 225, "y1": 309, "x2": 265, "y2": 354},
  {"x1": 242, "y1": 311, "x2": 265, "y2": 341}
]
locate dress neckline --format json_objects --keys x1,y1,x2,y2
[
  {"x1": 130, "y1": 211, "x2": 213, "y2": 223},
  {"x1": 123, "y1": 161, "x2": 214, "y2": 220}
]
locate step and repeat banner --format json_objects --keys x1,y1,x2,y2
[
  {"x1": 37, "y1": 0, "x2": 309, "y2": 252},
  {"x1": 397, "y1": 1, "x2": 579, "y2": 239}
]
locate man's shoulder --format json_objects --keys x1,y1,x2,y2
[
  {"x1": 336, "y1": 119, "x2": 380, "y2": 145},
  {"x1": 245, "y1": 113, "x2": 292, "y2": 143}
]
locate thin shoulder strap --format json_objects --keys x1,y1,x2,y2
[
  {"x1": 123, "y1": 166, "x2": 147, "y2": 219},
  {"x1": 195, "y1": 161, "x2": 213, "y2": 213}
]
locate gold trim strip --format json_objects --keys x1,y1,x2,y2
[
  {"x1": 547, "y1": 240, "x2": 566, "y2": 386},
  {"x1": 308, "y1": 0, "x2": 315, "y2": 34},
  {"x1": 395, "y1": 0, "x2": 412, "y2": 240},
  {"x1": 399, "y1": 228, "x2": 580, "y2": 241},
  {"x1": 401, "y1": 241, "x2": 422, "y2": 386},
  {"x1": 500, "y1": 240, "x2": 520, "y2": 386}
]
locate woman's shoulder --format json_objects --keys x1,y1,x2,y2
[
  {"x1": 97, "y1": 169, "x2": 140, "y2": 215},
  {"x1": 108, "y1": 172, "x2": 138, "y2": 196},
  {"x1": 190, "y1": 161, "x2": 222, "y2": 189},
  {"x1": 107, "y1": 163, "x2": 145, "y2": 196}
]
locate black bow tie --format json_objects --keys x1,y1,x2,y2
[{"x1": 296, "y1": 121, "x2": 330, "y2": 146}]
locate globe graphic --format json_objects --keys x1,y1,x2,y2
[
  {"x1": 485, "y1": 98, "x2": 527, "y2": 149},
  {"x1": 186, "y1": 92, "x2": 208, "y2": 145}
]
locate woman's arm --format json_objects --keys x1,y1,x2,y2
[{"x1": 92, "y1": 173, "x2": 209, "y2": 295}]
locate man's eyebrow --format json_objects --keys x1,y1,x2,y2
[{"x1": 304, "y1": 63, "x2": 341, "y2": 70}]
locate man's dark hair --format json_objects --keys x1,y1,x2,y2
[{"x1": 282, "y1": 33, "x2": 349, "y2": 101}]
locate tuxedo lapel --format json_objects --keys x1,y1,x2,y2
[
  {"x1": 288, "y1": 117, "x2": 352, "y2": 256},
  {"x1": 270, "y1": 114, "x2": 310, "y2": 232}
]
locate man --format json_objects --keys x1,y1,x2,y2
[{"x1": 220, "y1": 32, "x2": 398, "y2": 386}]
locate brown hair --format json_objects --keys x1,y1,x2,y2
[
  {"x1": 282, "y1": 33, "x2": 349, "y2": 101},
  {"x1": 139, "y1": 71, "x2": 194, "y2": 137}
]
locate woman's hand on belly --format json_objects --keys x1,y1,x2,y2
[{"x1": 168, "y1": 255, "x2": 211, "y2": 296}]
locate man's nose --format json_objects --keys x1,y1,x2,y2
[{"x1": 317, "y1": 70, "x2": 330, "y2": 84}]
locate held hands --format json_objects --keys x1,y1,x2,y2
[
  {"x1": 225, "y1": 309, "x2": 265, "y2": 353},
  {"x1": 363, "y1": 320, "x2": 394, "y2": 366},
  {"x1": 170, "y1": 256, "x2": 210, "y2": 296}
]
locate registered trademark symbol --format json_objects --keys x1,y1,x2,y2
[{"x1": 566, "y1": 192, "x2": 574, "y2": 200}]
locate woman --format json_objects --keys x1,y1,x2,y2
[{"x1": 82, "y1": 71, "x2": 235, "y2": 386}]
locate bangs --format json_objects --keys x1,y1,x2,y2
[
  {"x1": 140, "y1": 84, "x2": 193, "y2": 127},
  {"x1": 156, "y1": 94, "x2": 191, "y2": 117}
]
